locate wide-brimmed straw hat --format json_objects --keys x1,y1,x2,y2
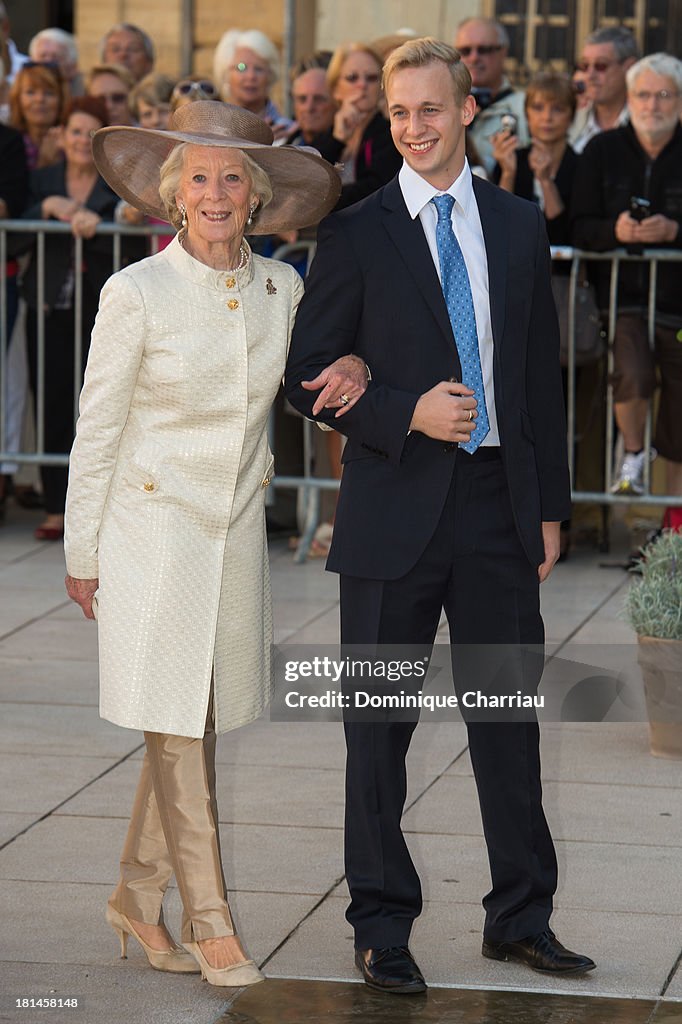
[{"x1": 92, "y1": 100, "x2": 341, "y2": 233}]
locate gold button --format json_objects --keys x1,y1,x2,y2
[
  {"x1": 225, "y1": 277, "x2": 236, "y2": 289},
  {"x1": 227, "y1": 299, "x2": 239, "y2": 310},
  {"x1": 143, "y1": 482, "x2": 155, "y2": 492}
]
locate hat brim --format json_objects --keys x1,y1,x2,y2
[{"x1": 93, "y1": 125, "x2": 341, "y2": 234}]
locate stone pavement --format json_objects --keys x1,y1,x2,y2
[{"x1": 0, "y1": 504, "x2": 680, "y2": 1024}]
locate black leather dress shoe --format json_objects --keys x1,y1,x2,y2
[
  {"x1": 355, "y1": 946, "x2": 427, "y2": 994},
  {"x1": 482, "y1": 931, "x2": 596, "y2": 975}
]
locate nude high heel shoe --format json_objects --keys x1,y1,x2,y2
[
  {"x1": 184, "y1": 941, "x2": 265, "y2": 987},
  {"x1": 106, "y1": 906, "x2": 200, "y2": 973}
]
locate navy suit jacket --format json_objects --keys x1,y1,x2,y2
[{"x1": 285, "y1": 173, "x2": 571, "y2": 579}]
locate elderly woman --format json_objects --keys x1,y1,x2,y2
[
  {"x1": 213, "y1": 28, "x2": 292, "y2": 137},
  {"x1": 314, "y1": 42, "x2": 401, "y2": 211},
  {"x1": 63, "y1": 101, "x2": 364, "y2": 986}
]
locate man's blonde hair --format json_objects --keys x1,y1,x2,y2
[{"x1": 382, "y1": 37, "x2": 471, "y2": 105}]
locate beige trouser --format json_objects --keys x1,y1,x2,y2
[{"x1": 109, "y1": 691, "x2": 234, "y2": 943}]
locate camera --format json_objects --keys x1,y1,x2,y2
[
  {"x1": 500, "y1": 113, "x2": 518, "y2": 136},
  {"x1": 629, "y1": 196, "x2": 651, "y2": 222}
]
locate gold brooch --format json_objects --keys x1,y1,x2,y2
[{"x1": 266, "y1": 278, "x2": 277, "y2": 295}]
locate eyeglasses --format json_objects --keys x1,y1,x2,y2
[
  {"x1": 575, "y1": 59, "x2": 620, "y2": 73},
  {"x1": 24, "y1": 60, "x2": 61, "y2": 73},
  {"x1": 232, "y1": 62, "x2": 269, "y2": 76},
  {"x1": 630, "y1": 89, "x2": 679, "y2": 102},
  {"x1": 342, "y1": 72, "x2": 380, "y2": 84},
  {"x1": 173, "y1": 80, "x2": 218, "y2": 98},
  {"x1": 457, "y1": 45, "x2": 503, "y2": 57}
]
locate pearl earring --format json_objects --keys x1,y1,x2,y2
[{"x1": 247, "y1": 202, "x2": 257, "y2": 227}]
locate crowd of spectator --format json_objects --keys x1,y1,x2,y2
[{"x1": 0, "y1": 8, "x2": 680, "y2": 543}]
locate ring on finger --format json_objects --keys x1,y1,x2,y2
[
  {"x1": 340, "y1": 393, "x2": 351, "y2": 406},
  {"x1": 468, "y1": 409, "x2": 474, "y2": 421}
]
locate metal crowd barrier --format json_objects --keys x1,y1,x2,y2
[
  {"x1": 1, "y1": 222, "x2": 680, "y2": 562},
  {"x1": 552, "y1": 246, "x2": 682, "y2": 507}
]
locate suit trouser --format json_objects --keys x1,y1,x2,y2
[
  {"x1": 340, "y1": 450, "x2": 558, "y2": 949},
  {"x1": 110, "y1": 691, "x2": 234, "y2": 943}
]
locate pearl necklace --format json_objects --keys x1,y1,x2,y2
[
  {"x1": 226, "y1": 244, "x2": 249, "y2": 273},
  {"x1": 180, "y1": 238, "x2": 249, "y2": 273}
]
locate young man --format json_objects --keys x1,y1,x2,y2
[{"x1": 286, "y1": 38, "x2": 593, "y2": 993}]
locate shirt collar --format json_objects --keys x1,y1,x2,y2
[{"x1": 399, "y1": 158, "x2": 473, "y2": 221}]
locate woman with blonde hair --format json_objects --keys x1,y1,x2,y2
[{"x1": 314, "y1": 42, "x2": 401, "y2": 210}]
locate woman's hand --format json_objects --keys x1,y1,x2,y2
[
  {"x1": 70, "y1": 209, "x2": 102, "y2": 239},
  {"x1": 527, "y1": 141, "x2": 553, "y2": 183},
  {"x1": 65, "y1": 575, "x2": 99, "y2": 620},
  {"x1": 38, "y1": 126, "x2": 64, "y2": 168},
  {"x1": 42, "y1": 195, "x2": 80, "y2": 222},
  {"x1": 333, "y1": 99, "x2": 364, "y2": 145},
  {"x1": 491, "y1": 130, "x2": 518, "y2": 192},
  {"x1": 302, "y1": 354, "x2": 369, "y2": 417}
]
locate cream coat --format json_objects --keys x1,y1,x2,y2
[{"x1": 64, "y1": 236, "x2": 303, "y2": 738}]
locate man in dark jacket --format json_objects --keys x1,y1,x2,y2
[{"x1": 571, "y1": 53, "x2": 682, "y2": 497}]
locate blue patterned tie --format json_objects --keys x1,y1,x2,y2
[{"x1": 431, "y1": 194, "x2": 489, "y2": 453}]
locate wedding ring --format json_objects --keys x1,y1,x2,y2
[
  {"x1": 468, "y1": 409, "x2": 474, "y2": 421},
  {"x1": 340, "y1": 393, "x2": 351, "y2": 406}
]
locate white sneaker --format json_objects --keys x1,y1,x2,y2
[{"x1": 611, "y1": 449, "x2": 654, "y2": 495}]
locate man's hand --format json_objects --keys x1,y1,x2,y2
[
  {"x1": 538, "y1": 521, "x2": 561, "y2": 583},
  {"x1": 302, "y1": 354, "x2": 369, "y2": 417},
  {"x1": 409, "y1": 381, "x2": 477, "y2": 441},
  {"x1": 65, "y1": 575, "x2": 99, "y2": 619},
  {"x1": 615, "y1": 211, "x2": 679, "y2": 245},
  {"x1": 615, "y1": 211, "x2": 639, "y2": 244},
  {"x1": 633, "y1": 213, "x2": 679, "y2": 244}
]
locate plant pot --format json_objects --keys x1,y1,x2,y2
[{"x1": 637, "y1": 636, "x2": 682, "y2": 759}]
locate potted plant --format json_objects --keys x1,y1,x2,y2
[{"x1": 625, "y1": 529, "x2": 682, "y2": 759}]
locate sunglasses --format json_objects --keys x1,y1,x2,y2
[
  {"x1": 23, "y1": 60, "x2": 62, "y2": 74},
  {"x1": 458, "y1": 45, "x2": 503, "y2": 57},
  {"x1": 99, "y1": 92, "x2": 128, "y2": 104},
  {"x1": 342, "y1": 72, "x2": 380, "y2": 84},
  {"x1": 173, "y1": 80, "x2": 217, "y2": 98},
  {"x1": 575, "y1": 59, "x2": 620, "y2": 73}
]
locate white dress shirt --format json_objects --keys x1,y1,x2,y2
[{"x1": 398, "y1": 158, "x2": 500, "y2": 446}]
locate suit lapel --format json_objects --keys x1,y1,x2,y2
[
  {"x1": 473, "y1": 175, "x2": 507, "y2": 351},
  {"x1": 381, "y1": 179, "x2": 455, "y2": 351}
]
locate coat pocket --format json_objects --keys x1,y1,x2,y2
[
  {"x1": 121, "y1": 438, "x2": 167, "y2": 495},
  {"x1": 261, "y1": 450, "x2": 275, "y2": 489}
]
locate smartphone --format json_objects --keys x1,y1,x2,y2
[
  {"x1": 629, "y1": 196, "x2": 651, "y2": 222},
  {"x1": 500, "y1": 113, "x2": 518, "y2": 136}
]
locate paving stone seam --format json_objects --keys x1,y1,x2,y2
[
  {"x1": 0, "y1": 543, "x2": 49, "y2": 569},
  {"x1": 0, "y1": 745, "x2": 144, "y2": 853},
  {"x1": 0, "y1": 600, "x2": 72, "y2": 644},
  {"x1": 659, "y1": 947, "x2": 682, "y2": 998},
  {"x1": 547, "y1": 575, "x2": 630, "y2": 657}
]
